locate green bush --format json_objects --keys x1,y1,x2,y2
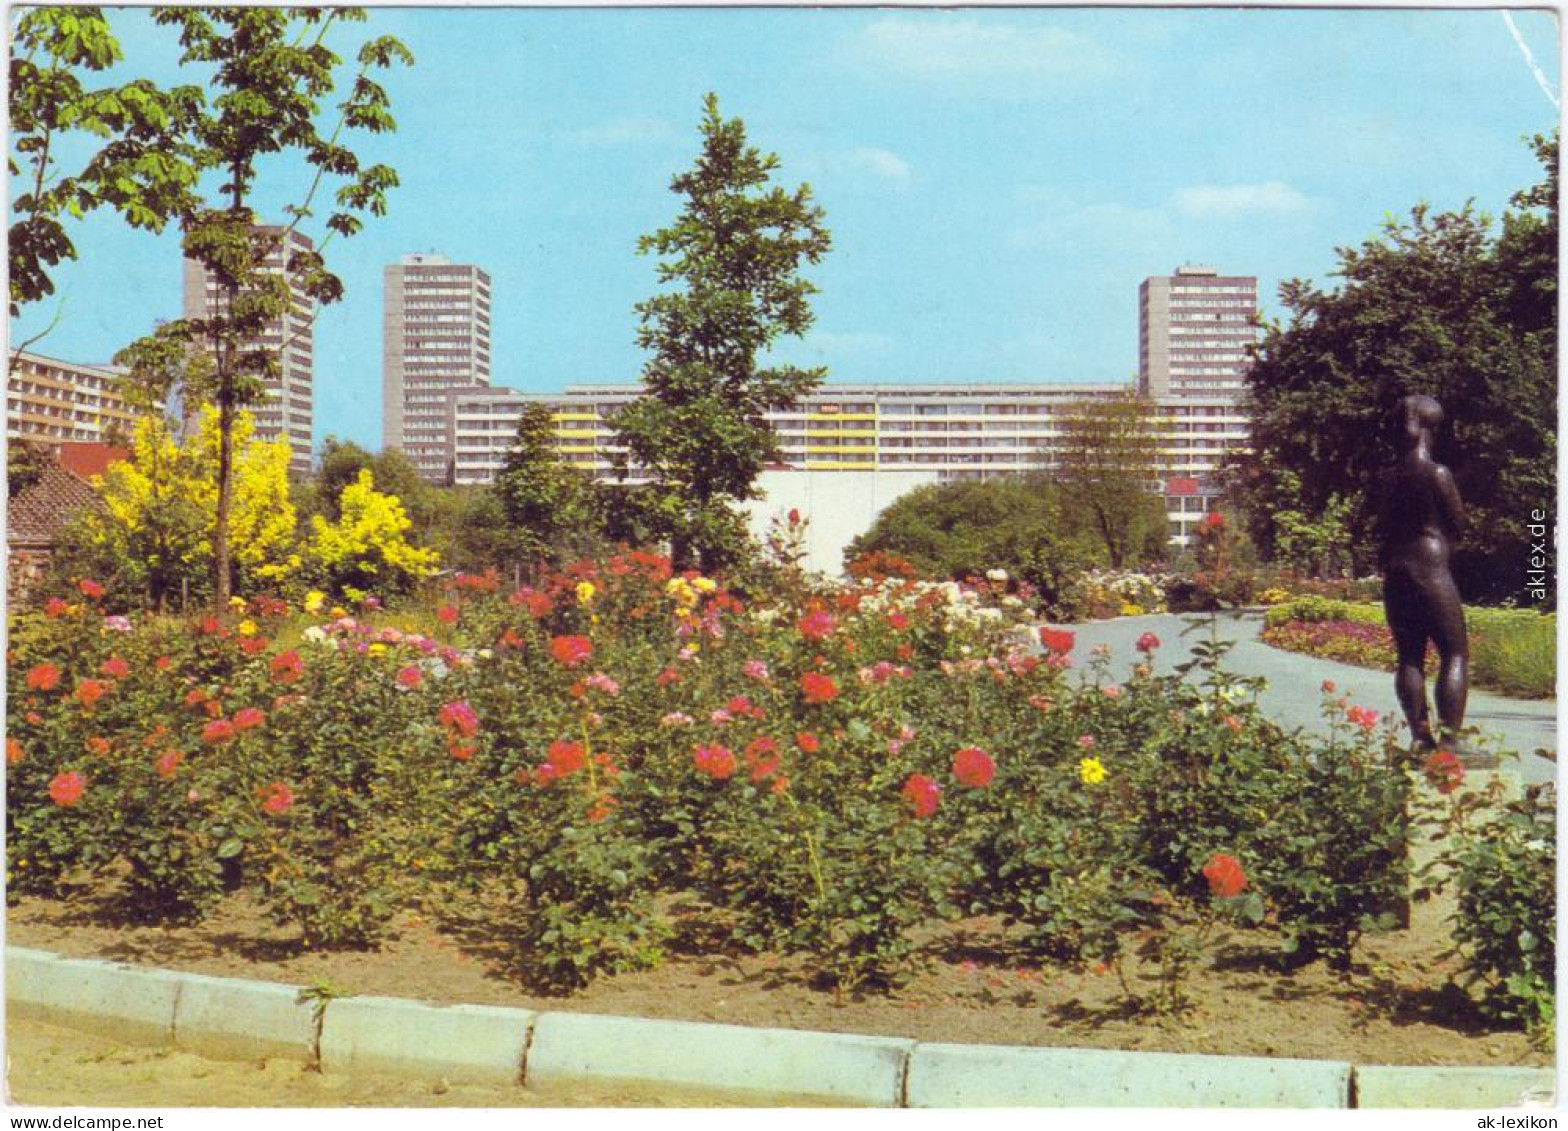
[{"x1": 1420, "y1": 779, "x2": 1556, "y2": 1049}]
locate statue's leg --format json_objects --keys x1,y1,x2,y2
[
  {"x1": 1385, "y1": 577, "x2": 1434, "y2": 747},
  {"x1": 1427, "y1": 572, "x2": 1470, "y2": 741}
]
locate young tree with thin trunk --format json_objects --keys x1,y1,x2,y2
[
  {"x1": 611, "y1": 93, "x2": 831, "y2": 572},
  {"x1": 120, "y1": 7, "x2": 412, "y2": 604}
]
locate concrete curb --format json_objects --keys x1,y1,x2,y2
[
  {"x1": 905, "y1": 1041, "x2": 1351, "y2": 1108},
  {"x1": 5, "y1": 946, "x2": 1555, "y2": 1108},
  {"x1": 321, "y1": 996, "x2": 537, "y2": 1084},
  {"x1": 1354, "y1": 1065, "x2": 1558, "y2": 1109},
  {"x1": 526, "y1": 1010, "x2": 912, "y2": 1106}
]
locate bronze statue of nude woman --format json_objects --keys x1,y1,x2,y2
[{"x1": 1377, "y1": 394, "x2": 1469, "y2": 752}]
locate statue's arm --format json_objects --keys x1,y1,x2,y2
[{"x1": 1435, "y1": 465, "x2": 1465, "y2": 539}]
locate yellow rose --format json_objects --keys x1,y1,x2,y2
[
  {"x1": 1079, "y1": 756, "x2": 1106, "y2": 785},
  {"x1": 237, "y1": 620, "x2": 258, "y2": 637},
  {"x1": 304, "y1": 590, "x2": 326, "y2": 614},
  {"x1": 576, "y1": 580, "x2": 596, "y2": 606}
]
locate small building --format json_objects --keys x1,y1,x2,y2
[{"x1": 6, "y1": 444, "x2": 125, "y2": 605}]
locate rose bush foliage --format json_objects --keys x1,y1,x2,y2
[{"x1": 5, "y1": 561, "x2": 1548, "y2": 1027}]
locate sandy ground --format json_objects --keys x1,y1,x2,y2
[{"x1": 5, "y1": 1017, "x2": 808, "y2": 1108}]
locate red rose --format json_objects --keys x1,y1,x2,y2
[
  {"x1": 1423, "y1": 749, "x2": 1465, "y2": 795},
  {"x1": 798, "y1": 609, "x2": 837, "y2": 641},
  {"x1": 154, "y1": 749, "x2": 183, "y2": 779},
  {"x1": 44, "y1": 597, "x2": 69, "y2": 618},
  {"x1": 546, "y1": 739, "x2": 587, "y2": 775},
  {"x1": 270, "y1": 651, "x2": 304, "y2": 684},
  {"x1": 259, "y1": 781, "x2": 294, "y2": 816},
  {"x1": 25, "y1": 664, "x2": 61, "y2": 692},
  {"x1": 887, "y1": 611, "x2": 910, "y2": 632},
  {"x1": 796, "y1": 731, "x2": 820, "y2": 753},
  {"x1": 550, "y1": 635, "x2": 593, "y2": 667},
  {"x1": 6, "y1": 737, "x2": 23, "y2": 766},
  {"x1": 901, "y1": 773, "x2": 942, "y2": 818},
  {"x1": 952, "y1": 746, "x2": 995, "y2": 788},
  {"x1": 436, "y1": 604, "x2": 460, "y2": 625},
  {"x1": 799, "y1": 672, "x2": 838, "y2": 704},
  {"x1": 86, "y1": 736, "x2": 111, "y2": 757},
  {"x1": 1202, "y1": 853, "x2": 1248, "y2": 899},
  {"x1": 77, "y1": 579, "x2": 105, "y2": 600},
  {"x1": 438, "y1": 700, "x2": 479, "y2": 737},
  {"x1": 396, "y1": 665, "x2": 422, "y2": 689},
  {"x1": 49, "y1": 771, "x2": 85, "y2": 807},
  {"x1": 693, "y1": 743, "x2": 737, "y2": 780},
  {"x1": 201, "y1": 718, "x2": 236, "y2": 745},
  {"x1": 1038, "y1": 627, "x2": 1076, "y2": 655},
  {"x1": 232, "y1": 706, "x2": 266, "y2": 732},
  {"x1": 1136, "y1": 632, "x2": 1161, "y2": 654},
  {"x1": 74, "y1": 679, "x2": 109, "y2": 709},
  {"x1": 448, "y1": 740, "x2": 478, "y2": 762},
  {"x1": 98, "y1": 656, "x2": 129, "y2": 679}
]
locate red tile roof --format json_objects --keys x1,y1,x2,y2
[
  {"x1": 7, "y1": 466, "x2": 104, "y2": 546},
  {"x1": 57, "y1": 442, "x2": 130, "y2": 480}
]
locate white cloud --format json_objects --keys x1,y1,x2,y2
[
  {"x1": 857, "y1": 16, "x2": 1112, "y2": 80},
  {"x1": 568, "y1": 117, "x2": 675, "y2": 147},
  {"x1": 849, "y1": 147, "x2": 911, "y2": 181},
  {"x1": 1173, "y1": 181, "x2": 1315, "y2": 217}
]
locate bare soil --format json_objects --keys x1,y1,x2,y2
[{"x1": 5, "y1": 876, "x2": 1549, "y2": 1075}]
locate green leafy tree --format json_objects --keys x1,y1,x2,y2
[
  {"x1": 1047, "y1": 392, "x2": 1168, "y2": 569},
  {"x1": 492, "y1": 403, "x2": 604, "y2": 575},
  {"x1": 846, "y1": 476, "x2": 1099, "y2": 615},
  {"x1": 1238, "y1": 133, "x2": 1557, "y2": 603},
  {"x1": 9, "y1": 7, "x2": 198, "y2": 323},
  {"x1": 117, "y1": 8, "x2": 412, "y2": 606},
  {"x1": 611, "y1": 92, "x2": 831, "y2": 572},
  {"x1": 7, "y1": 439, "x2": 55, "y2": 500}
]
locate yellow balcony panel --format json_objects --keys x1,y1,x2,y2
[
  {"x1": 551, "y1": 412, "x2": 599, "y2": 421},
  {"x1": 553, "y1": 428, "x2": 598, "y2": 439},
  {"x1": 556, "y1": 445, "x2": 596, "y2": 455},
  {"x1": 804, "y1": 460, "x2": 877, "y2": 471},
  {"x1": 806, "y1": 412, "x2": 876, "y2": 422},
  {"x1": 804, "y1": 444, "x2": 877, "y2": 454},
  {"x1": 567, "y1": 461, "x2": 598, "y2": 470}
]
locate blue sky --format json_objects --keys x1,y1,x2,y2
[{"x1": 10, "y1": 5, "x2": 1560, "y2": 454}]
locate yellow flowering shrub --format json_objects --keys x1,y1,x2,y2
[
  {"x1": 91, "y1": 409, "x2": 299, "y2": 600},
  {"x1": 306, "y1": 469, "x2": 440, "y2": 598}
]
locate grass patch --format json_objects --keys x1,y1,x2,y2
[{"x1": 1262, "y1": 598, "x2": 1555, "y2": 700}]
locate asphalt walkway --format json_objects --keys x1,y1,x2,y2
[{"x1": 1052, "y1": 612, "x2": 1556, "y2": 785}]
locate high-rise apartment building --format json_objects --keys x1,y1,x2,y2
[
  {"x1": 181, "y1": 224, "x2": 316, "y2": 473},
  {"x1": 1138, "y1": 266, "x2": 1257, "y2": 542},
  {"x1": 7, "y1": 350, "x2": 139, "y2": 446},
  {"x1": 383, "y1": 253, "x2": 492, "y2": 483},
  {"x1": 1138, "y1": 265, "x2": 1258, "y2": 399}
]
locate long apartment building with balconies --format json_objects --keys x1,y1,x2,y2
[
  {"x1": 447, "y1": 380, "x2": 1249, "y2": 544},
  {"x1": 7, "y1": 350, "x2": 139, "y2": 446}
]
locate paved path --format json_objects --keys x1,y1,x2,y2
[{"x1": 1048, "y1": 612, "x2": 1556, "y2": 786}]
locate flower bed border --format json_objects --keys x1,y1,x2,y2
[{"x1": 7, "y1": 946, "x2": 1553, "y2": 1109}]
